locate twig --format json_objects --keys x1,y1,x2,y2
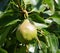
[
  {"x1": 36, "y1": 36, "x2": 42, "y2": 49},
  {"x1": 17, "y1": 0, "x2": 28, "y2": 18},
  {"x1": 17, "y1": 0, "x2": 23, "y2": 11},
  {"x1": 26, "y1": 44, "x2": 29, "y2": 53}
]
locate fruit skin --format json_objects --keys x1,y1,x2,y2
[{"x1": 16, "y1": 19, "x2": 37, "y2": 43}]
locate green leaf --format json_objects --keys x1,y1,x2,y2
[
  {"x1": 29, "y1": 12, "x2": 44, "y2": 23},
  {"x1": 23, "y1": 0, "x2": 30, "y2": 5},
  {"x1": 34, "y1": 42, "x2": 40, "y2": 53},
  {"x1": 30, "y1": 0, "x2": 44, "y2": 12},
  {"x1": 20, "y1": 0, "x2": 25, "y2": 9},
  {"x1": 24, "y1": 0, "x2": 44, "y2": 12},
  {"x1": 43, "y1": 10, "x2": 54, "y2": 16},
  {"x1": 5, "y1": 19, "x2": 20, "y2": 26},
  {"x1": 43, "y1": 30, "x2": 58, "y2": 53},
  {"x1": 33, "y1": 22, "x2": 48, "y2": 29},
  {"x1": 48, "y1": 34, "x2": 58, "y2": 53},
  {"x1": 0, "y1": 26, "x2": 11, "y2": 45},
  {"x1": 55, "y1": 1, "x2": 60, "y2": 10},
  {"x1": 50, "y1": 16, "x2": 60, "y2": 25},
  {"x1": 56, "y1": 49, "x2": 60, "y2": 53},
  {"x1": 38, "y1": 4, "x2": 47, "y2": 12},
  {"x1": 45, "y1": 19, "x2": 53, "y2": 24},
  {"x1": 34, "y1": 41, "x2": 47, "y2": 53},
  {"x1": 0, "y1": 11, "x2": 19, "y2": 27},
  {"x1": 15, "y1": 46, "x2": 26, "y2": 53},
  {"x1": 39, "y1": 41, "x2": 47, "y2": 53},
  {"x1": 14, "y1": 0, "x2": 25, "y2": 9},
  {"x1": 0, "y1": 11, "x2": 4, "y2": 18},
  {"x1": 26, "y1": 4, "x2": 34, "y2": 12},
  {"x1": 0, "y1": 10, "x2": 14, "y2": 18},
  {"x1": 43, "y1": 0, "x2": 54, "y2": 10},
  {"x1": 32, "y1": 4, "x2": 46, "y2": 13},
  {"x1": 24, "y1": 0, "x2": 39, "y2": 6},
  {"x1": 43, "y1": 0, "x2": 55, "y2": 15},
  {"x1": 55, "y1": 0, "x2": 60, "y2": 6},
  {"x1": 0, "y1": 48, "x2": 8, "y2": 53}
]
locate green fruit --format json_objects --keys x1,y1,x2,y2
[{"x1": 16, "y1": 19, "x2": 37, "y2": 43}]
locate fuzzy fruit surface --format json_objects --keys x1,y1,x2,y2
[{"x1": 16, "y1": 19, "x2": 37, "y2": 43}]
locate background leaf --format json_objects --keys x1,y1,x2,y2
[
  {"x1": 0, "y1": 48, "x2": 8, "y2": 53},
  {"x1": 50, "y1": 15, "x2": 60, "y2": 25},
  {"x1": 0, "y1": 26, "x2": 11, "y2": 45}
]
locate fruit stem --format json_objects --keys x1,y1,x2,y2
[
  {"x1": 23, "y1": 10, "x2": 28, "y2": 19},
  {"x1": 26, "y1": 44, "x2": 29, "y2": 53},
  {"x1": 17, "y1": 0, "x2": 23, "y2": 11},
  {"x1": 36, "y1": 36, "x2": 42, "y2": 49},
  {"x1": 17, "y1": 0, "x2": 28, "y2": 19}
]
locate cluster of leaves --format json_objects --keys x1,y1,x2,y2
[{"x1": 0, "y1": 0, "x2": 60, "y2": 53}]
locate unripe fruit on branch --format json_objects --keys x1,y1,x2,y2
[{"x1": 16, "y1": 19, "x2": 37, "y2": 43}]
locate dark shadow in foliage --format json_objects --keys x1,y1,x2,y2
[{"x1": 0, "y1": 12, "x2": 19, "y2": 27}]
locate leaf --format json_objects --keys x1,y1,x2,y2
[
  {"x1": 31, "y1": 0, "x2": 41, "y2": 6},
  {"x1": 55, "y1": 0, "x2": 60, "y2": 6},
  {"x1": 0, "y1": 10, "x2": 14, "y2": 18},
  {"x1": 29, "y1": 12, "x2": 44, "y2": 23},
  {"x1": 43, "y1": 0, "x2": 55, "y2": 15},
  {"x1": 43, "y1": 30, "x2": 58, "y2": 53},
  {"x1": 31, "y1": 0, "x2": 44, "y2": 12},
  {"x1": 23, "y1": 0, "x2": 30, "y2": 5},
  {"x1": 14, "y1": 0, "x2": 25, "y2": 9},
  {"x1": 34, "y1": 41, "x2": 47, "y2": 53},
  {"x1": 34, "y1": 42, "x2": 40, "y2": 53},
  {"x1": 48, "y1": 34, "x2": 58, "y2": 53},
  {"x1": 43, "y1": 10, "x2": 54, "y2": 16},
  {"x1": 24, "y1": 0, "x2": 45, "y2": 12},
  {"x1": 38, "y1": 4, "x2": 47, "y2": 12},
  {"x1": 0, "y1": 10, "x2": 19, "y2": 27},
  {"x1": 33, "y1": 22, "x2": 48, "y2": 29},
  {"x1": 15, "y1": 46, "x2": 26, "y2": 53},
  {"x1": 50, "y1": 16, "x2": 60, "y2": 25},
  {"x1": 45, "y1": 19, "x2": 53, "y2": 24},
  {"x1": 32, "y1": 4, "x2": 47, "y2": 13},
  {"x1": 26, "y1": 4, "x2": 34, "y2": 12},
  {"x1": 0, "y1": 26, "x2": 11, "y2": 45},
  {"x1": 0, "y1": 11, "x2": 4, "y2": 18},
  {"x1": 39, "y1": 41, "x2": 47, "y2": 53},
  {"x1": 5, "y1": 19, "x2": 20, "y2": 26},
  {"x1": 0, "y1": 48, "x2": 8, "y2": 53},
  {"x1": 56, "y1": 49, "x2": 60, "y2": 53},
  {"x1": 24, "y1": 0, "x2": 39, "y2": 6}
]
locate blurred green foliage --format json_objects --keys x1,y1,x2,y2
[{"x1": 0, "y1": 0, "x2": 60, "y2": 53}]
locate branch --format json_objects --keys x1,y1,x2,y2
[
  {"x1": 17, "y1": 0, "x2": 23, "y2": 11},
  {"x1": 17, "y1": 0, "x2": 28, "y2": 18}
]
